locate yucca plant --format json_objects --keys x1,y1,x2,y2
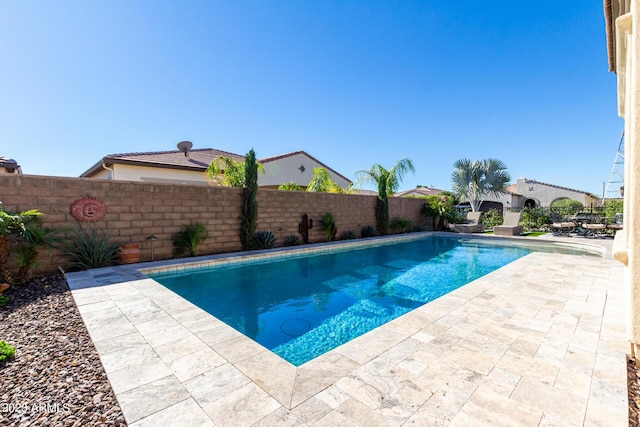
[
  {"x1": 250, "y1": 230, "x2": 276, "y2": 250},
  {"x1": 391, "y1": 217, "x2": 412, "y2": 233},
  {"x1": 282, "y1": 234, "x2": 301, "y2": 246},
  {"x1": 59, "y1": 227, "x2": 121, "y2": 270},
  {"x1": 173, "y1": 223, "x2": 208, "y2": 257},
  {"x1": 320, "y1": 212, "x2": 337, "y2": 242}
]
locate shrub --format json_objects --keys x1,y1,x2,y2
[
  {"x1": 339, "y1": 230, "x2": 357, "y2": 240},
  {"x1": 391, "y1": 217, "x2": 412, "y2": 233},
  {"x1": 60, "y1": 227, "x2": 121, "y2": 270},
  {"x1": 173, "y1": 223, "x2": 209, "y2": 257},
  {"x1": 282, "y1": 234, "x2": 301, "y2": 247},
  {"x1": 480, "y1": 209, "x2": 503, "y2": 229},
  {"x1": 320, "y1": 213, "x2": 337, "y2": 242},
  {"x1": 0, "y1": 295, "x2": 8, "y2": 309},
  {"x1": 550, "y1": 198, "x2": 583, "y2": 215},
  {"x1": 520, "y1": 207, "x2": 552, "y2": 230},
  {"x1": 250, "y1": 230, "x2": 277, "y2": 250},
  {"x1": 0, "y1": 340, "x2": 16, "y2": 366},
  {"x1": 240, "y1": 149, "x2": 259, "y2": 250},
  {"x1": 361, "y1": 225, "x2": 378, "y2": 238}
]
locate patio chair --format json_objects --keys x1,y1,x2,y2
[
  {"x1": 582, "y1": 215, "x2": 608, "y2": 238},
  {"x1": 453, "y1": 211, "x2": 484, "y2": 233},
  {"x1": 493, "y1": 212, "x2": 523, "y2": 236},
  {"x1": 551, "y1": 212, "x2": 575, "y2": 236}
]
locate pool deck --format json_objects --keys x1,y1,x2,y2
[{"x1": 66, "y1": 233, "x2": 628, "y2": 426}]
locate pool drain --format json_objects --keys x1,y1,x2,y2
[{"x1": 280, "y1": 318, "x2": 311, "y2": 337}]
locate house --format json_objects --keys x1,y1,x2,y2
[
  {"x1": 476, "y1": 178, "x2": 599, "y2": 211},
  {"x1": 395, "y1": 186, "x2": 443, "y2": 198},
  {"x1": 80, "y1": 147, "x2": 352, "y2": 190},
  {"x1": 605, "y1": 1, "x2": 638, "y2": 356},
  {"x1": 0, "y1": 156, "x2": 22, "y2": 174}
]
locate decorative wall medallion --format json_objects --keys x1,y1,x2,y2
[
  {"x1": 298, "y1": 164, "x2": 306, "y2": 174},
  {"x1": 70, "y1": 197, "x2": 106, "y2": 222}
]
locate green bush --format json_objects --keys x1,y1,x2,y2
[
  {"x1": 480, "y1": 209, "x2": 503, "y2": 229},
  {"x1": 282, "y1": 234, "x2": 301, "y2": 247},
  {"x1": 550, "y1": 198, "x2": 583, "y2": 215},
  {"x1": 173, "y1": 223, "x2": 209, "y2": 257},
  {"x1": 604, "y1": 199, "x2": 624, "y2": 219},
  {"x1": 520, "y1": 207, "x2": 552, "y2": 230},
  {"x1": 250, "y1": 230, "x2": 277, "y2": 250},
  {"x1": 0, "y1": 295, "x2": 8, "y2": 309},
  {"x1": 0, "y1": 340, "x2": 16, "y2": 366},
  {"x1": 361, "y1": 225, "x2": 378, "y2": 238},
  {"x1": 60, "y1": 227, "x2": 121, "y2": 270},
  {"x1": 339, "y1": 230, "x2": 357, "y2": 240}
]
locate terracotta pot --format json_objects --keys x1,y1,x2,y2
[{"x1": 119, "y1": 243, "x2": 141, "y2": 264}]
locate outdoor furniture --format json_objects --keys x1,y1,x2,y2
[
  {"x1": 453, "y1": 211, "x2": 484, "y2": 233},
  {"x1": 493, "y1": 212, "x2": 523, "y2": 236},
  {"x1": 552, "y1": 221, "x2": 576, "y2": 236}
]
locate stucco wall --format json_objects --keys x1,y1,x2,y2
[
  {"x1": 0, "y1": 174, "x2": 428, "y2": 275},
  {"x1": 260, "y1": 153, "x2": 351, "y2": 188}
]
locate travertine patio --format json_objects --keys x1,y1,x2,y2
[{"x1": 66, "y1": 234, "x2": 627, "y2": 426}]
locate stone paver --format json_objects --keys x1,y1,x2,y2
[{"x1": 67, "y1": 234, "x2": 628, "y2": 426}]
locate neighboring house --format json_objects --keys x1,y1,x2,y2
[
  {"x1": 0, "y1": 156, "x2": 22, "y2": 174},
  {"x1": 258, "y1": 151, "x2": 351, "y2": 190},
  {"x1": 473, "y1": 178, "x2": 599, "y2": 211},
  {"x1": 395, "y1": 186, "x2": 443, "y2": 198},
  {"x1": 80, "y1": 148, "x2": 352, "y2": 189}
]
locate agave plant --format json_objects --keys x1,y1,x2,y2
[
  {"x1": 173, "y1": 223, "x2": 209, "y2": 257},
  {"x1": 282, "y1": 234, "x2": 302, "y2": 246},
  {"x1": 339, "y1": 230, "x2": 357, "y2": 240},
  {"x1": 250, "y1": 230, "x2": 276, "y2": 250},
  {"x1": 361, "y1": 225, "x2": 378, "y2": 238}
]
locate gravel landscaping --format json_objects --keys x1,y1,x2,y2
[{"x1": 0, "y1": 274, "x2": 126, "y2": 426}]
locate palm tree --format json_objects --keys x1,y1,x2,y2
[
  {"x1": 357, "y1": 159, "x2": 415, "y2": 235},
  {"x1": 451, "y1": 158, "x2": 511, "y2": 212},
  {"x1": 306, "y1": 167, "x2": 355, "y2": 193},
  {"x1": 0, "y1": 203, "x2": 43, "y2": 284}
]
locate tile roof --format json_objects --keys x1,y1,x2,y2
[
  {"x1": 80, "y1": 148, "x2": 245, "y2": 177},
  {"x1": 394, "y1": 187, "x2": 443, "y2": 197}
]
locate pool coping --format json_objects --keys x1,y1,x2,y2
[{"x1": 66, "y1": 232, "x2": 626, "y2": 425}]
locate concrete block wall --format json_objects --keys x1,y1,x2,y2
[{"x1": 0, "y1": 174, "x2": 430, "y2": 275}]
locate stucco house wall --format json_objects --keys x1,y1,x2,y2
[
  {"x1": 260, "y1": 152, "x2": 351, "y2": 189},
  {"x1": 606, "y1": 0, "x2": 640, "y2": 354}
]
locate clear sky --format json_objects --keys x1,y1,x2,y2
[{"x1": 0, "y1": 1, "x2": 623, "y2": 195}]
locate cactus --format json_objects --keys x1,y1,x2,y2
[{"x1": 298, "y1": 213, "x2": 313, "y2": 244}]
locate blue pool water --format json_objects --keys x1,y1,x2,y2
[{"x1": 150, "y1": 235, "x2": 595, "y2": 366}]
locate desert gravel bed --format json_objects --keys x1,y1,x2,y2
[{"x1": 0, "y1": 274, "x2": 126, "y2": 426}]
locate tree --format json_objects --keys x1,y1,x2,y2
[
  {"x1": 278, "y1": 181, "x2": 305, "y2": 191},
  {"x1": 357, "y1": 159, "x2": 415, "y2": 235},
  {"x1": 0, "y1": 203, "x2": 43, "y2": 284},
  {"x1": 450, "y1": 158, "x2": 511, "y2": 212},
  {"x1": 240, "y1": 149, "x2": 259, "y2": 250},
  {"x1": 306, "y1": 168, "x2": 350, "y2": 193},
  {"x1": 206, "y1": 156, "x2": 264, "y2": 187}
]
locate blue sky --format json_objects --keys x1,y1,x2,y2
[{"x1": 0, "y1": 1, "x2": 622, "y2": 195}]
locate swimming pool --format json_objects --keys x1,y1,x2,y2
[{"x1": 149, "y1": 235, "x2": 600, "y2": 366}]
